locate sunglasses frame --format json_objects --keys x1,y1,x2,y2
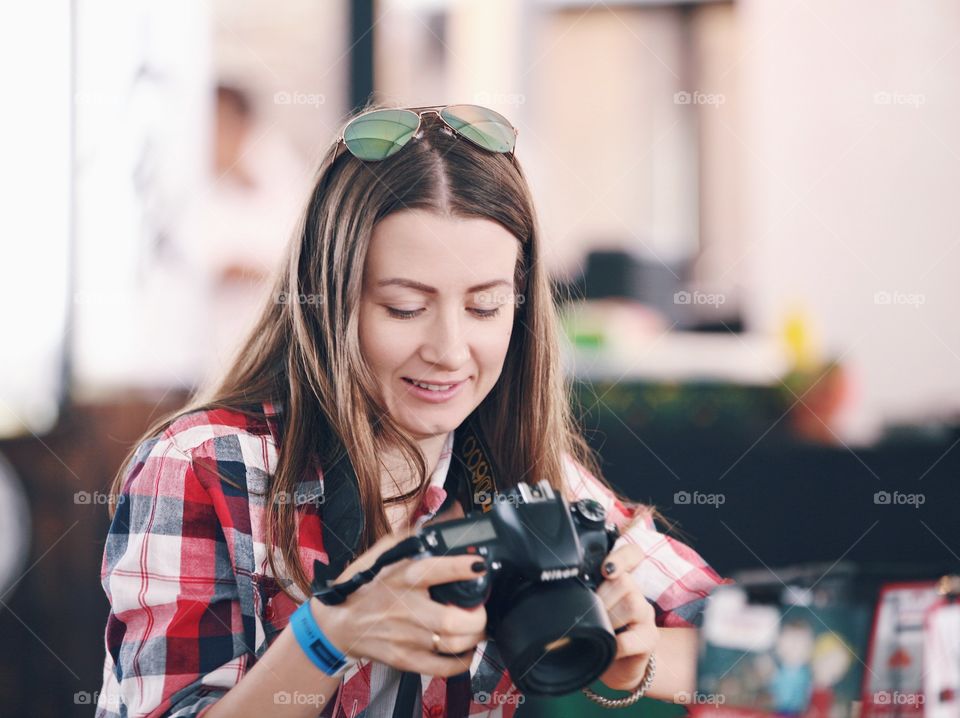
[{"x1": 331, "y1": 103, "x2": 520, "y2": 165}]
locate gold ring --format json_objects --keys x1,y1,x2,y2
[{"x1": 431, "y1": 632, "x2": 441, "y2": 653}]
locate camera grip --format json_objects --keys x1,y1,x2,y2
[{"x1": 428, "y1": 574, "x2": 491, "y2": 608}]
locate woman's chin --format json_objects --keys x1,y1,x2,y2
[
  {"x1": 395, "y1": 410, "x2": 465, "y2": 440},
  {"x1": 385, "y1": 388, "x2": 482, "y2": 439}
]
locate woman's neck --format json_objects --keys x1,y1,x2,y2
[{"x1": 378, "y1": 432, "x2": 449, "y2": 500}]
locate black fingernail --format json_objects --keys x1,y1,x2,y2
[
  {"x1": 471, "y1": 560, "x2": 487, "y2": 573},
  {"x1": 603, "y1": 561, "x2": 616, "y2": 577}
]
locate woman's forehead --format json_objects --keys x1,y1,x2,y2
[{"x1": 365, "y1": 209, "x2": 519, "y2": 287}]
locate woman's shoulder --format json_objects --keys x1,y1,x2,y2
[
  {"x1": 157, "y1": 399, "x2": 282, "y2": 458},
  {"x1": 119, "y1": 400, "x2": 282, "y2": 498}
]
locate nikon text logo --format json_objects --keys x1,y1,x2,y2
[{"x1": 540, "y1": 567, "x2": 580, "y2": 581}]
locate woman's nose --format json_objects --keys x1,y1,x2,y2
[{"x1": 419, "y1": 310, "x2": 470, "y2": 369}]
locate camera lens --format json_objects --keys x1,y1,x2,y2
[{"x1": 492, "y1": 580, "x2": 617, "y2": 696}]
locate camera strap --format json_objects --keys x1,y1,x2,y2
[
  {"x1": 313, "y1": 413, "x2": 499, "y2": 585},
  {"x1": 302, "y1": 413, "x2": 501, "y2": 716},
  {"x1": 393, "y1": 417, "x2": 500, "y2": 715},
  {"x1": 393, "y1": 670, "x2": 422, "y2": 718},
  {"x1": 443, "y1": 413, "x2": 499, "y2": 515}
]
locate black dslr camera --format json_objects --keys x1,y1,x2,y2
[{"x1": 417, "y1": 479, "x2": 621, "y2": 696}]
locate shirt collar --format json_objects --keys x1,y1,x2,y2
[
  {"x1": 429, "y1": 429, "x2": 456, "y2": 489},
  {"x1": 412, "y1": 429, "x2": 456, "y2": 528}
]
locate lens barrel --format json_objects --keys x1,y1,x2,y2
[{"x1": 492, "y1": 579, "x2": 617, "y2": 696}]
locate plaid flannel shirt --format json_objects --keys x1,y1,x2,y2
[{"x1": 96, "y1": 400, "x2": 726, "y2": 717}]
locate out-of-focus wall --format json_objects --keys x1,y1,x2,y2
[
  {"x1": 532, "y1": 5, "x2": 699, "y2": 272},
  {"x1": 736, "y1": 0, "x2": 960, "y2": 442},
  {"x1": 689, "y1": 3, "x2": 742, "y2": 303}
]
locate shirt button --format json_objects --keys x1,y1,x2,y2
[
  {"x1": 264, "y1": 604, "x2": 276, "y2": 620},
  {"x1": 428, "y1": 706, "x2": 443, "y2": 718}
]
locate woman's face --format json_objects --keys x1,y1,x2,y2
[{"x1": 359, "y1": 208, "x2": 520, "y2": 440}]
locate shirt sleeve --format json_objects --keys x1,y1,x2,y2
[
  {"x1": 561, "y1": 454, "x2": 730, "y2": 628},
  {"x1": 96, "y1": 435, "x2": 248, "y2": 718}
]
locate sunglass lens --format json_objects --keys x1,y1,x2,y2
[
  {"x1": 441, "y1": 104, "x2": 516, "y2": 154},
  {"x1": 343, "y1": 109, "x2": 420, "y2": 160}
]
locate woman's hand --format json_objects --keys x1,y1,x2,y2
[
  {"x1": 595, "y1": 543, "x2": 659, "y2": 691},
  {"x1": 310, "y1": 529, "x2": 488, "y2": 677}
]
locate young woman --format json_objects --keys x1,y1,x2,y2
[{"x1": 95, "y1": 104, "x2": 726, "y2": 718}]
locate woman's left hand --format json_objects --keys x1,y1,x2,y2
[{"x1": 595, "y1": 543, "x2": 659, "y2": 692}]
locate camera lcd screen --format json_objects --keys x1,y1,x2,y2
[{"x1": 440, "y1": 518, "x2": 496, "y2": 548}]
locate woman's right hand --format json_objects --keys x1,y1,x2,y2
[{"x1": 309, "y1": 530, "x2": 489, "y2": 677}]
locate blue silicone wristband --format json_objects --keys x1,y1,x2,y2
[{"x1": 290, "y1": 600, "x2": 353, "y2": 676}]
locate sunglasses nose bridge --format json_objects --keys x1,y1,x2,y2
[
  {"x1": 416, "y1": 108, "x2": 460, "y2": 140},
  {"x1": 417, "y1": 108, "x2": 444, "y2": 127}
]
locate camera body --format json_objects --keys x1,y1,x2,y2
[
  {"x1": 420, "y1": 480, "x2": 617, "y2": 609},
  {"x1": 415, "y1": 479, "x2": 621, "y2": 696}
]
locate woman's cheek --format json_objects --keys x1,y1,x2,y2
[
  {"x1": 480, "y1": 319, "x2": 515, "y2": 372},
  {"x1": 361, "y1": 315, "x2": 406, "y2": 376}
]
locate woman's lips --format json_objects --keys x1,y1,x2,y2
[{"x1": 401, "y1": 377, "x2": 466, "y2": 403}]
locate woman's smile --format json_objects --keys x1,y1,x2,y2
[{"x1": 401, "y1": 376, "x2": 469, "y2": 403}]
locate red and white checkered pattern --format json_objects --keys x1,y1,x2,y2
[{"x1": 96, "y1": 401, "x2": 726, "y2": 717}]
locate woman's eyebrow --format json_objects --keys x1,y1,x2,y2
[{"x1": 375, "y1": 278, "x2": 513, "y2": 294}]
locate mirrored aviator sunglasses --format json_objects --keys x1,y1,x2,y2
[{"x1": 336, "y1": 104, "x2": 518, "y2": 162}]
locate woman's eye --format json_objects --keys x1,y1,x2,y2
[
  {"x1": 471, "y1": 306, "x2": 502, "y2": 318},
  {"x1": 385, "y1": 305, "x2": 502, "y2": 319},
  {"x1": 386, "y1": 307, "x2": 423, "y2": 319}
]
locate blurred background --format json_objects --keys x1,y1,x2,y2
[{"x1": 1, "y1": 0, "x2": 958, "y2": 715}]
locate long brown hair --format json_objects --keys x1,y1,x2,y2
[{"x1": 108, "y1": 103, "x2": 630, "y2": 600}]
